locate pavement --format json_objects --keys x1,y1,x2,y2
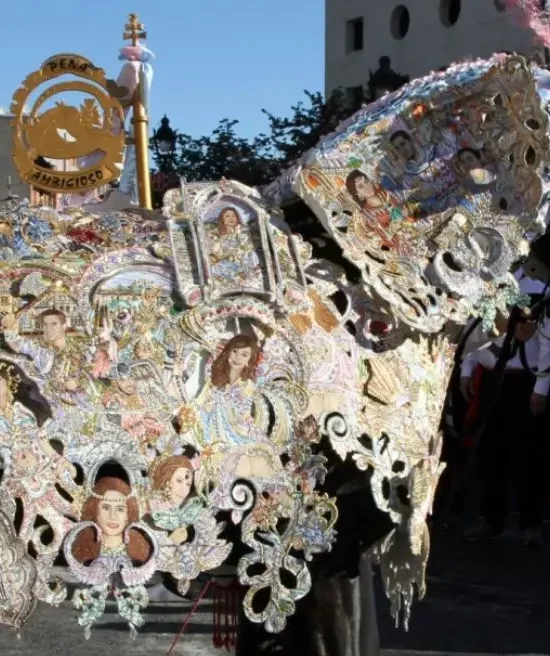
[
  {"x1": 377, "y1": 525, "x2": 550, "y2": 655},
  {"x1": 0, "y1": 528, "x2": 548, "y2": 655}
]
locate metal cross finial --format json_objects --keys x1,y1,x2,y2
[{"x1": 123, "y1": 13, "x2": 146, "y2": 46}]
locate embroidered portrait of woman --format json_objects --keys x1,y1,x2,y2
[
  {"x1": 147, "y1": 455, "x2": 203, "y2": 544},
  {"x1": 176, "y1": 333, "x2": 299, "y2": 494},
  {"x1": 345, "y1": 169, "x2": 417, "y2": 253},
  {"x1": 346, "y1": 169, "x2": 391, "y2": 221},
  {"x1": 71, "y1": 477, "x2": 151, "y2": 563},
  {"x1": 385, "y1": 128, "x2": 461, "y2": 217},
  {"x1": 207, "y1": 206, "x2": 262, "y2": 288},
  {"x1": 179, "y1": 334, "x2": 267, "y2": 448}
]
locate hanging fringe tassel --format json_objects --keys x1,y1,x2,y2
[{"x1": 212, "y1": 579, "x2": 240, "y2": 651}]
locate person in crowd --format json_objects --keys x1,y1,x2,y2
[{"x1": 459, "y1": 293, "x2": 549, "y2": 546}]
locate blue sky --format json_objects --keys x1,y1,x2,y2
[{"x1": 2, "y1": 1, "x2": 324, "y2": 139}]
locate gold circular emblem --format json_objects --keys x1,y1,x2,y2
[{"x1": 11, "y1": 54, "x2": 126, "y2": 194}]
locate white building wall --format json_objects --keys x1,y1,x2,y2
[
  {"x1": 326, "y1": 0, "x2": 541, "y2": 95},
  {"x1": 0, "y1": 115, "x2": 30, "y2": 199}
]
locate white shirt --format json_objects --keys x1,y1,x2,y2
[
  {"x1": 536, "y1": 313, "x2": 550, "y2": 393},
  {"x1": 520, "y1": 269, "x2": 550, "y2": 397},
  {"x1": 461, "y1": 333, "x2": 550, "y2": 396},
  {"x1": 514, "y1": 268, "x2": 547, "y2": 295}
]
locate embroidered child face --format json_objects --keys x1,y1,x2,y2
[
  {"x1": 353, "y1": 174, "x2": 377, "y2": 201},
  {"x1": 0, "y1": 221, "x2": 12, "y2": 236},
  {"x1": 220, "y1": 209, "x2": 239, "y2": 230},
  {"x1": 169, "y1": 467, "x2": 193, "y2": 505},
  {"x1": 97, "y1": 490, "x2": 128, "y2": 538},
  {"x1": 298, "y1": 416, "x2": 320, "y2": 443},
  {"x1": 117, "y1": 377, "x2": 136, "y2": 395},
  {"x1": 134, "y1": 340, "x2": 151, "y2": 360},
  {"x1": 457, "y1": 149, "x2": 481, "y2": 172},
  {"x1": 228, "y1": 346, "x2": 252, "y2": 373},
  {"x1": 42, "y1": 315, "x2": 65, "y2": 345},
  {"x1": 390, "y1": 132, "x2": 415, "y2": 162}
]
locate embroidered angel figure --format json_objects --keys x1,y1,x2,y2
[
  {"x1": 179, "y1": 335, "x2": 267, "y2": 448},
  {"x1": 147, "y1": 455, "x2": 203, "y2": 544},
  {"x1": 1, "y1": 437, "x2": 77, "y2": 565}
]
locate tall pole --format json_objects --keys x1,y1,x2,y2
[{"x1": 123, "y1": 13, "x2": 152, "y2": 209}]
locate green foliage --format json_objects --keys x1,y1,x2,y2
[
  {"x1": 260, "y1": 88, "x2": 366, "y2": 170},
  {"x1": 172, "y1": 119, "x2": 274, "y2": 187},
  {"x1": 150, "y1": 86, "x2": 373, "y2": 187}
]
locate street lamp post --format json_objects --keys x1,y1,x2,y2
[
  {"x1": 151, "y1": 115, "x2": 179, "y2": 206},
  {"x1": 152, "y1": 115, "x2": 177, "y2": 173}
]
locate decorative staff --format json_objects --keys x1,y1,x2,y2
[{"x1": 122, "y1": 13, "x2": 153, "y2": 209}]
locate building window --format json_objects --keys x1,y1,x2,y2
[
  {"x1": 440, "y1": 0, "x2": 461, "y2": 27},
  {"x1": 31, "y1": 188, "x2": 55, "y2": 207},
  {"x1": 390, "y1": 5, "x2": 411, "y2": 40},
  {"x1": 346, "y1": 18, "x2": 364, "y2": 53}
]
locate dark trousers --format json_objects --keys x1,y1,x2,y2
[{"x1": 478, "y1": 371, "x2": 548, "y2": 531}]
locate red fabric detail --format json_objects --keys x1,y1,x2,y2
[
  {"x1": 66, "y1": 227, "x2": 103, "y2": 245},
  {"x1": 369, "y1": 320, "x2": 391, "y2": 335},
  {"x1": 212, "y1": 580, "x2": 240, "y2": 650}
]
